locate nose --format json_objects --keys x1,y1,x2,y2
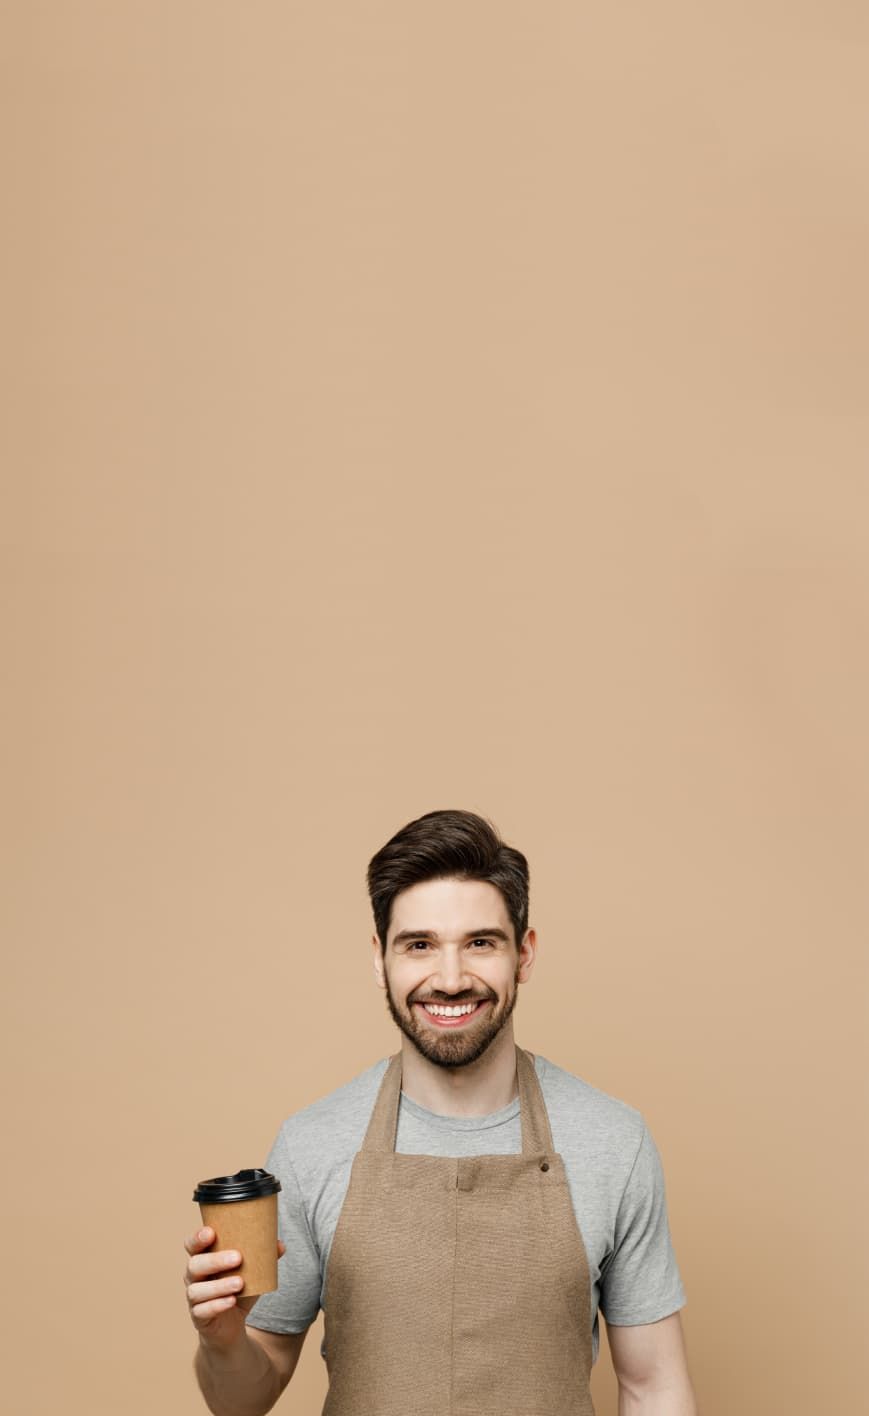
[{"x1": 431, "y1": 948, "x2": 474, "y2": 996}]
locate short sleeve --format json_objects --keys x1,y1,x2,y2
[
  {"x1": 245, "y1": 1126, "x2": 322, "y2": 1335},
  {"x1": 599, "y1": 1121, "x2": 687, "y2": 1326}
]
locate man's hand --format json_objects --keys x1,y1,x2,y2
[{"x1": 184, "y1": 1226, "x2": 287, "y2": 1355}]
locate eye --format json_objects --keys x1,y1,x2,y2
[
  {"x1": 470, "y1": 938, "x2": 493, "y2": 948},
  {"x1": 409, "y1": 940, "x2": 430, "y2": 951}
]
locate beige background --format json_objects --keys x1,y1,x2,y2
[{"x1": 3, "y1": 3, "x2": 867, "y2": 1413}]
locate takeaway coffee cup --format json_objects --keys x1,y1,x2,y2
[{"x1": 193, "y1": 1168, "x2": 282, "y2": 1297}]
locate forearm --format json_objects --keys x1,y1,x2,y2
[
  {"x1": 194, "y1": 1333, "x2": 283, "y2": 1416},
  {"x1": 618, "y1": 1374, "x2": 699, "y2": 1416}
]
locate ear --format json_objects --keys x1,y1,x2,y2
[
  {"x1": 372, "y1": 933, "x2": 386, "y2": 988},
  {"x1": 517, "y1": 928, "x2": 537, "y2": 984}
]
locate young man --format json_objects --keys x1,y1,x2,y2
[{"x1": 185, "y1": 810, "x2": 698, "y2": 1415}]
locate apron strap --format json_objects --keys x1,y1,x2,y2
[
  {"x1": 363, "y1": 1053, "x2": 403, "y2": 1153},
  {"x1": 515, "y1": 1044, "x2": 555, "y2": 1155},
  {"x1": 361, "y1": 1045, "x2": 555, "y2": 1156}
]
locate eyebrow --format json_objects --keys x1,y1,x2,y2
[{"x1": 391, "y1": 927, "x2": 511, "y2": 946}]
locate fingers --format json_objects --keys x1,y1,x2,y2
[
  {"x1": 183, "y1": 1229, "x2": 285, "y2": 1326},
  {"x1": 184, "y1": 1228, "x2": 245, "y2": 1325},
  {"x1": 190, "y1": 1295, "x2": 239, "y2": 1325},
  {"x1": 187, "y1": 1270, "x2": 246, "y2": 1316},
  {"x1": 183, "y1": 1229, "x2": 243, "y2": 1298},
  {"x1": 184, "y1": 1226, "x2": 214, "y2": 1256},
  {"x1": 185, "y1": 1247, "x2": 242, "y2": 1284},
  {"x1": 185, "y1": 1229, "x2": 285, "y2": 1264}
]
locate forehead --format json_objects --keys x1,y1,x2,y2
[{"x1": 389, "y1": 877, "x2": 511, "y2": 938}]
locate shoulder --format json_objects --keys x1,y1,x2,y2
[
  {"x1": 269, "y1": 1056, "x2": 391, "y2": 1174},
  {"x1": 532, "y1": 1052, "x2": 645, "y2": 1168}
]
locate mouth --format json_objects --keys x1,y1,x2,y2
[{"x1": 413, "y1": 999, "x2": 491, "y2": 1028}]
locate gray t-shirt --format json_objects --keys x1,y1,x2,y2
[{"x1": 246, "y1": 1051, "x2": 686, "y2": 1365}]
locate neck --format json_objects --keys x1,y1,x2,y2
[{"x1": 398, "y1": 1022, "x2": 521, "y2": 1117}]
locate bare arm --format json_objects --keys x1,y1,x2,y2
[
  {"x1": 194, "y1": 1327, "x2": 307, "y2": 1416},
  {"x1": 607, "y1": 1312, "x2": 699, "y2": 1416},
  {"x1": 185, "y1": 1226, "x2": 308, "y2": 1416}
]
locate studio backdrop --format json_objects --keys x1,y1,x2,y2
[{"x1": 4, "y1": 4, "x2": 867, "y2": 1414}]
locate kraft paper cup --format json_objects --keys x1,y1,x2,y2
[{"x1": 193, "y1": 1168, "x2": 282, "y2": 1297}]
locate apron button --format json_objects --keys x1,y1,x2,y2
[{"x1": 540, "y1": 1161, "x2": 550, "y2": 1172}]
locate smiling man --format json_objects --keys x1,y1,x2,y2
[
  {"x1": 185, "y1": 810, "x2": 698, "y2": 1415},
  {"x1": 380, "y1": 876, "x2": 525, "y2": 1084}
]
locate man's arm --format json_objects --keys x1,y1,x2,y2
[
  {"x1": 185, "y1": 1224, "x2": 310, "y2": 1416},
  {"x1": 194, "y1": 1327, "x2": 307, "y2": 1416},
  {"x1": 607, "y1": 1312, "x2": 699, "y2": 1416}
]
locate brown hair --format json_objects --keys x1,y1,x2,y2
[{"x1": 367, "y1": 809, "x2": 530, "y2": 953}]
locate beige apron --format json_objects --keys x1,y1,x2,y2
[{"x1": 321, "y1": 1044, "x2": 596, "y2": 1416}]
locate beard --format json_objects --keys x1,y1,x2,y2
[{"x1": 383, "y1": 958, "x2": 522, "y2": 1069}]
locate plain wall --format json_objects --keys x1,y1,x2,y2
[{"x1": 3, "y1": 4, "x2": 867, "y2": 1413}]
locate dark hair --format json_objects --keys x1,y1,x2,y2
[{"x1": 367, "y1": 809, "x2": 529, "y2": 953}]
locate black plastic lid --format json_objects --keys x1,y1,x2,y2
[{"x1": 193, "y1": 1168, "x2": 282, "y2": 1204}]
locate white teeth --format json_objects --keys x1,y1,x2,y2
[{"x1": 422, "y1": 1002, "x2": 481, "y2": 1017}]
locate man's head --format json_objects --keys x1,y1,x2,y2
[{"x1": 367, "y1": 810, "x2": 536, "y2": 1068}]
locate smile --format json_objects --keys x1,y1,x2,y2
[{"x1": 414, "y1": 999, "x2": 491, "y2": 1027}]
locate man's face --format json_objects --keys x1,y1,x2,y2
[{"x1": 372, "y1": 876, "x2": 536, "y2": 1069}]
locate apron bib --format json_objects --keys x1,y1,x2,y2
[{"x1": 320, "y1": 1045, "x2": 596, "y2": 1416}]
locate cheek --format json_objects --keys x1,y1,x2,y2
[{"x1": 390, "y1": 965, "x2": 423, "y2": 996}]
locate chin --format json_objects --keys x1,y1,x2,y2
[
  {"x1": 410, "y1": 1030, "x2": 497, "y2": 1069},
  {"x1": 389, "y1": 1005, "x2": 515, "y2": 1071}
]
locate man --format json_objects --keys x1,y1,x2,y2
[{"x1": 185, "y1": 809, "x2": 698, "y2": 1415}]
